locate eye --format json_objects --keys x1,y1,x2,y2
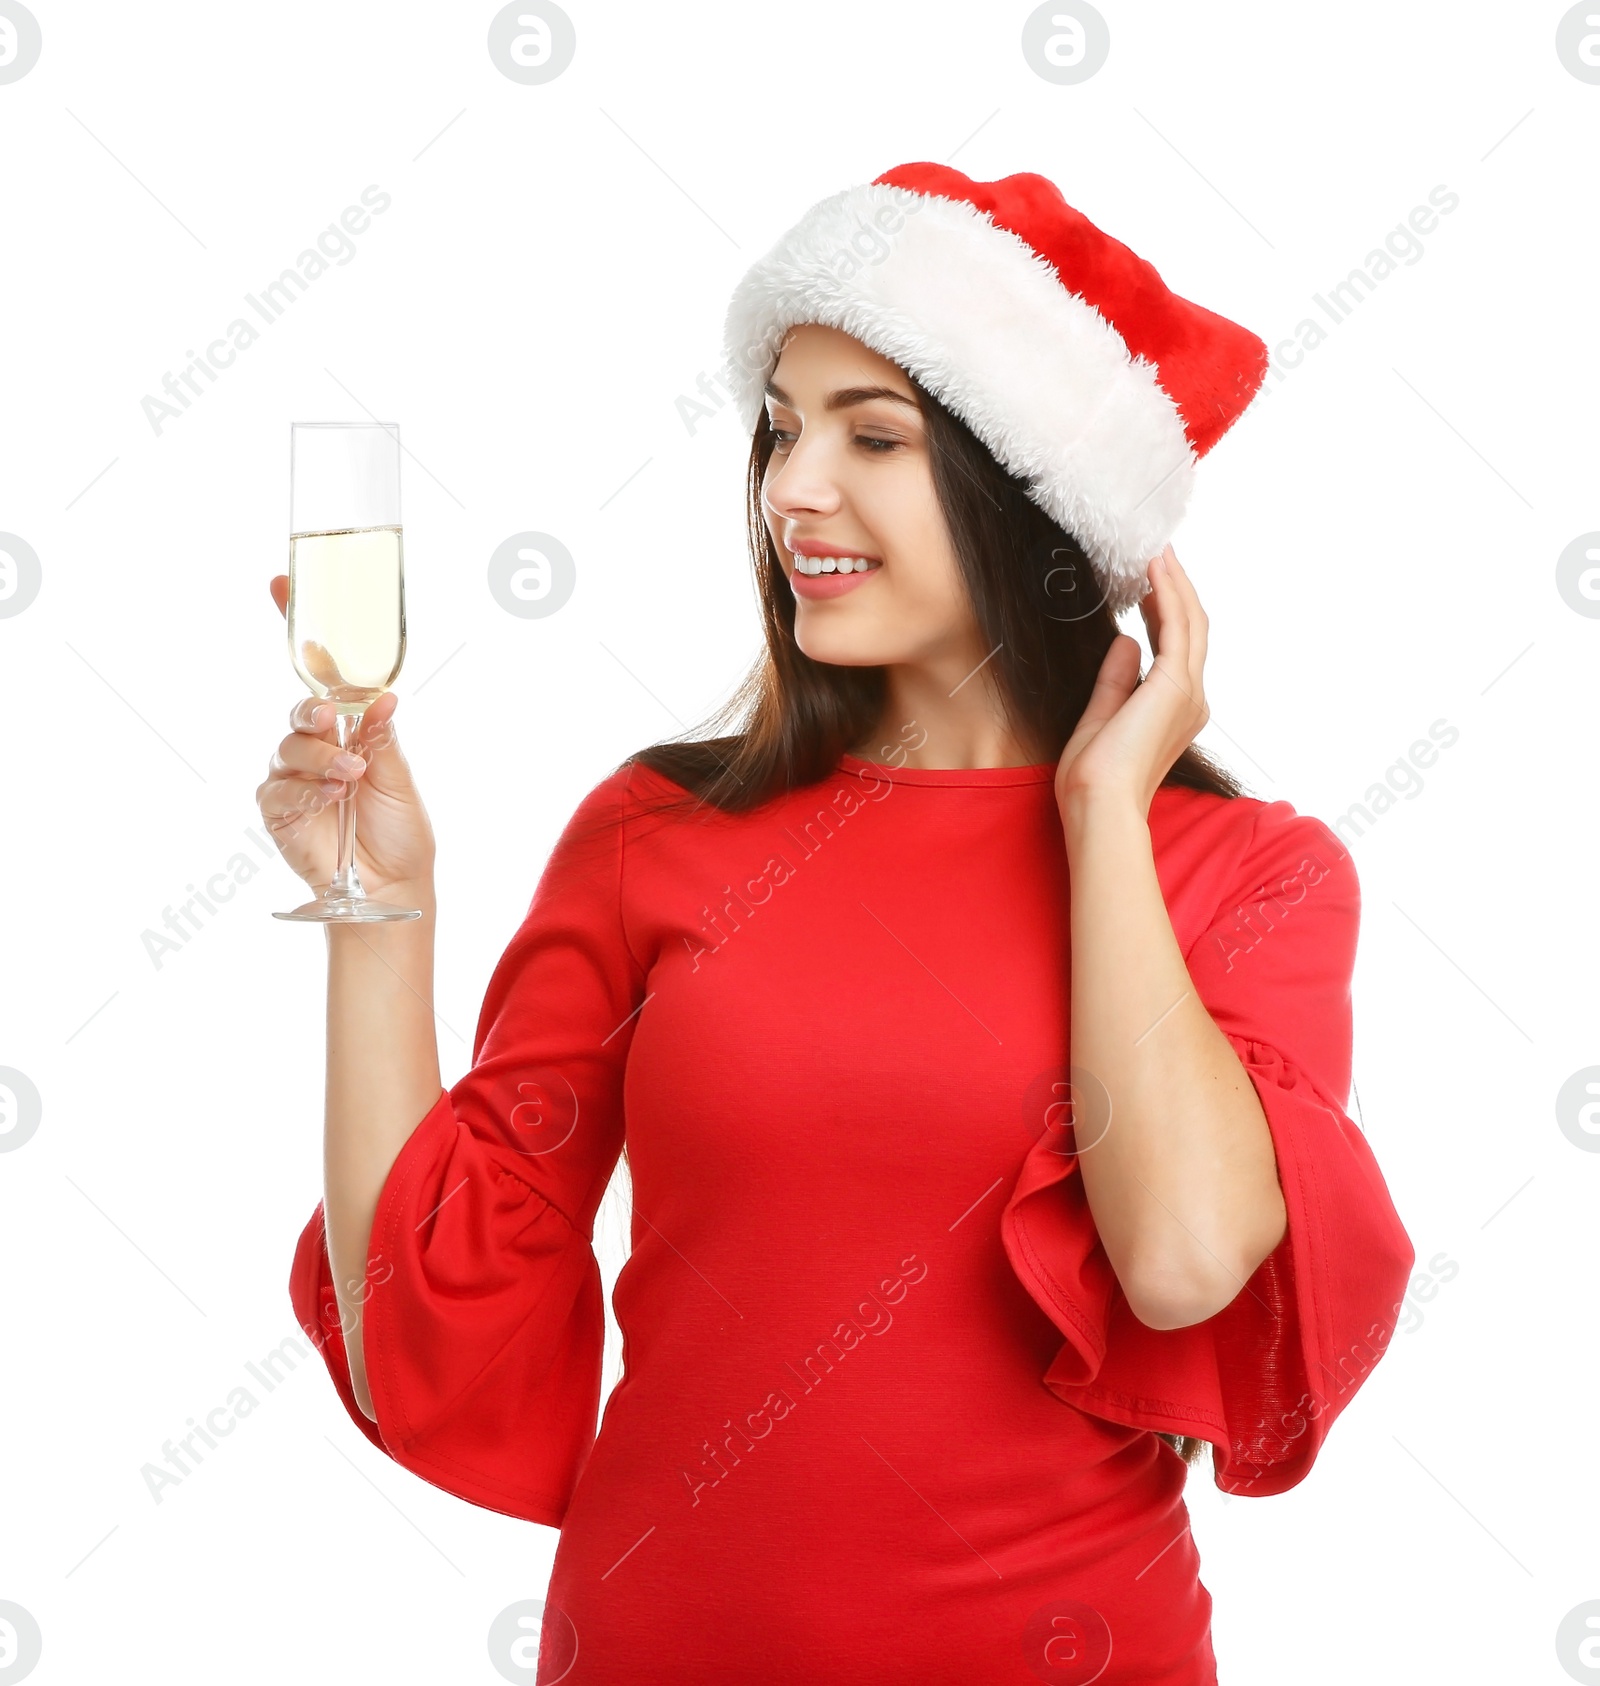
[{"x1": 766, "y1": 424, "x2": 905, "y2": 454}]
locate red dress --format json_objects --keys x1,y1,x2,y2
[{"x1": 289, "y1": 752, "x2": 1413, "y2": 1684}]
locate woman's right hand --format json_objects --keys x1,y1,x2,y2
[{"x1": 256, "y1": 575, "x2": 438, "y2": 904}]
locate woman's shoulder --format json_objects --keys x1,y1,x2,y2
[
  {"x1": 549, "y1": 756, "x2": 712, "y2": 861},
  {"x1": 1153, "y1": 783, "x2": 1347, "y2": 859},
  {"x1": 563, "y1": 755, "x2": 695, "y2": 814},
  {"x1": 1150, "y1": 785, "x2": 1358, "y2": 944}
]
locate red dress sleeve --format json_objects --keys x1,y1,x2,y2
[
  {"x1": 1000, "y1": 797, "x2": 1415, "y2": 1497},
  {"x1": 287, "y1": 765, "x2": 643, "y2": 1526}
]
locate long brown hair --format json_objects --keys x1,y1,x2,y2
[{"x1": 608, "y1": 366, "x2": 1248, "y2": 1470}]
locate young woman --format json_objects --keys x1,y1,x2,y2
[{"x1": 265, "y1": 164, "x2": 1414, "y2": 1684}]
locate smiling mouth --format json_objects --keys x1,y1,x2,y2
[
  {"x1": 789, "y1": 558, "x2": 883, "y2": 600},
  {"x1": 792, "y1": 555, "x2": 882, "y2": 575}
]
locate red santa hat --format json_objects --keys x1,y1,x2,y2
[{"x1": 721, "y1": 161, "x2": 1269, "y2": 615}]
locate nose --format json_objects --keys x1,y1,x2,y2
[{"x1": 761, "y1": 427, "x2": 843, "y2": 530}]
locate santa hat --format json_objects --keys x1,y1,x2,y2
[{"x1": 720, "y1": 161, "x2": 1269, "y2": 615}]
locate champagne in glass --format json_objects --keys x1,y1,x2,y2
[{"x1": 273, "y1": 422, "x2": 421, "y2": 922}]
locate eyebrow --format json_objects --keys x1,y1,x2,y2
[{"x1": 763, "y1": 378, "x2": 920, "y2": 414}]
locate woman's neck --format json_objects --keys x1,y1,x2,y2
[{"x1": 856, "y1": 664, "x2": 1052, "y2": 772}]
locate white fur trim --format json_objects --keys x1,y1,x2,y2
[{"x1": 721, "y1": 182, "x2": 1195, "y2": 614}]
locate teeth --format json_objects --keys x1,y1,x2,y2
[{"x1": 796, "y1": 555, "x2": 880, "y2": 575}]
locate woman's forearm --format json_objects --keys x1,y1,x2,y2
[
  {"x1": 322, "y1": 886, "x2": 444, "y2": 1417},
  {"x1": 1061, "y1": 788, "x2": 1286, "y2": 1330}
]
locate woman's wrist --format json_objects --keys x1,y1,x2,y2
[
  {"x1": 1056, "y1": 778, "x2": 1151, "y2": 851},
  {"x1": 367, "y1": 870, "x2": 437, "y2": 914},
  {"x1": 322, "y1": 878, "x2": 438, "y2": 943},
  {"x1": 390, "y1": 877, "x2": 438, "y2": 917}
]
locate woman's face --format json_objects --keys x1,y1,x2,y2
[{"x1": 761, "y1": 324, "x2": 976, "y2": 672}]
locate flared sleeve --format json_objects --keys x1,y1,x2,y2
[
  {"x1": 1001, "y1": 797, "x2": 1415, "y2": 1497},
  {"x1": 288, "y1": 764, "x2": 644, "y2": 1526}
]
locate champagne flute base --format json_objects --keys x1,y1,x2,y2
[{"x1": 272, "y1": 895, "x2": 422, "y2": 923}]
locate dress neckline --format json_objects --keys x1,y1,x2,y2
[{"x1": 836, "y1": 751, "x2": 1057, "y2": 788}]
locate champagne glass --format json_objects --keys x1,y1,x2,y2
[{"x1": 273, "y1": 421, "x2": 421, "y2": 923}]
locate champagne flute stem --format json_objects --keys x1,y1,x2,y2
[{"x1": 329, "y1": 708, "x2": 365, "y2": 901}]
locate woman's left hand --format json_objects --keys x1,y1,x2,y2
[{"x1": 1053, "y1": 543, "x2": 1210, "y2": 821}]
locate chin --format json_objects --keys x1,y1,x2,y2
[{"x1": 794, "y1": 627, "x2": 897, "y2": 668}]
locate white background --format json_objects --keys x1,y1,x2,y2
[{"x1": 0, "y1": 2, "x2": 1593, "y2": 1681}]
